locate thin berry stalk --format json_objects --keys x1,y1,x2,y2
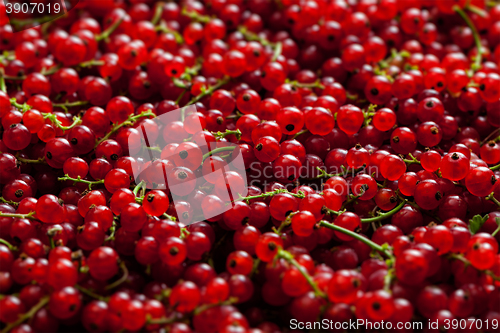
[
  {"x1": 58, "y1": 174, "x2": 105, "y2": 191},
  {"x1": 0, "y1": 296, "x2": 50, "y2": 333},
  {"x1": 319, "y1": 220, "x2": 394, "y2": 258}
]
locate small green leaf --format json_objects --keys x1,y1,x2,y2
[{"x1": 469, "y1": 214, "x2": 489, "y2": 234}]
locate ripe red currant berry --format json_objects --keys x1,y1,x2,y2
[
  {"x1": 440, "y1": 152, "x2": 470, "y2": 181},
  {"x1": 291, "y1": 211, "x2": 316, "y2": 237},
  {"x1": 414, "y1": 179, "x2": 442, "y2": 210},
  {"x1": 87, "y1": 246, "x2": 119, "y2": 281},
  {"x1": 255, "y1": 232, "x2": 283, "y2": 262}
]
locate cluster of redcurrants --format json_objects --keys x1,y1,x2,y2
[{"x1": 0, "y1": 0, "x2": 500, "y2": 332}]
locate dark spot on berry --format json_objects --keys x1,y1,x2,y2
[
  {"x1": 242, "y1": 93, "x2": 250, "y2": 102},
  {"x1": 242, "y1": 217, "x2": 249, "y2": 225},
  {"x1": 179, "y1": 150, "x2": 188, "y2": 159},
  {"x1": 170, "y1": 246, "x2": 179, "y2": 255},
  {"x1": 352, "y1": 279, "x2": 359, "y2": 288},
  {"x1": 288, "y1": 19, "x2": 295, "y2": 24},
  {"x1": 147, "y1": 194, "x2": 155, "y2": 202},
  {"x1": 372, "y1": 302, "x2": 380, "y2": 310},
  {"x1": 261, "y1": 71, "x2": 266, "y2": 78},
  {"x1": 229, "y1": 259, "x2": 236, "y2": 267},
  {"x1": 46, "y1": 152, "x2": 52, "y2": 159},
  {"x1": 491, "y1": 176, "x2": 497, "y2": 185},
  {"x1": 182, "y1": 212, "x2": 189, "y2": 219},
  {"x1": 10, "y1": 123, "x2": 17, "y2": 128},
  {"x1": 437, "y1": 82, "x2": 443, "y2": 87},
  {"x1": 171, "y1": 69, "x2": 177, "y2": 75},
  {"x1": 111, "y1": 154, "x2": 119, "y2": 161},
  {"x1": 370, "y1": 88, "x2": 379, "y2": 96},
  {"x1": 216, "y1": 117, "x2": 224, "y2": 125},
  {"x1": 143, "y1": 81, "x2": 151, "y2": 89},
  {"x1": 426, "y1": 101, "x2": 434, "y2": 108},
  {"x1": 69, "y1": 304, "x2": 76, "y2": 312},
  {"x1": 389, "y1": 196, "x2": 397, "y2": 203},
  {"x1": 392, "y1": 136, "x2": 399, "y2": 143},
  {"x1": 286, "y1": 124, "x2": 295, "y2": 131},
  {"x1": 435, "y1": 191, "x2": 442, "y2": 201},
  {"x1": 131, "y1": 50, "x2": 137, "y2": 57},
  {"x1": 178, "y1": 171, "x2": 187, "y2": 180},
  {"x1": 287, "y1": 174, "x2": 295, "y2": 181},
  {"x1": 328, "y1": 35, "x2": 335, "y2": 41},
  {"x1": 14, "y1": 189, "x2": 23, "y2": 198},
  {"x1": 355, "y1": 143, "x2": 362, "y2": 149},
  {"x1": 473, "y1": 242, "x2": 480, "y2": 250},
  {"x1": 268, "y1": 242, "x2": 276, "y2": 251},
  {"x1": 451, "y1": 152, "x2": 459, "y2": 160},
  {"x1": 488, "y1": 141, "x2": 496, "y2": 147},
  {"x1": 413, "y1": 17, "x2": 420, "y2": 25},
  {"x1": 479, "y1": 84, "x2": 485, "y2": 91},
  {"x1": 253, "y1": 50, "x2": 260, "y2": 57},
  {"x1": 430, "y1": 126, "x2": 439, "y2": 134},
  {"x1": 255, "y1": 143, "x2": 263, "y2": 151}
]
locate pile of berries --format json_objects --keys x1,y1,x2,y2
[{"x1": 0, "y1": 0, "x2": 500, "y2": 332}]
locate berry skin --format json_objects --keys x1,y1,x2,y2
[
  {"x1": 291, "y1": 211, "x2": 316, "y2": 237},
  {"x1": 440, "y1": 152, "x2": 470, "y2": 181}
]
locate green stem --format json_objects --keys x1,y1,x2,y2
[
  {"x1": 454, "y1": 6, "x2": 483, "y2": 71},
  {"x1": 360, "y1": 200, "x2": 406, "y2": 223},
  {"x1": 181, "y1": 8, "x2": 211, "y2": 23},
  {"x1": 58, "y1": 174, "x2": 104, "y2": 191},
  {"x1": 0, "y1": 211, "x2": 36, "y2": 220},
  {"x1": 0, "y1": 69, "x2": 6, "y2": 93},
  {"x1": 319, "y1": 220, "x2": 394, "y2": 258},
  {"x1": 0, "y1": 238, "x2": 18, "y2": 251},
  {"x1": 10, "y1": 98, "x2": 31, "y2": 112},
  {"x1": 52, "y1": 100, "x2": 88, "y2": 112},
  {"x1": 96, "y1": 16, "x2": 125, "y2": 41},
  {"x1": 186, "y1": 76, "x2": 230, "y2": 106},
  {"x1": 271, "y1": 42, "x2": 282, "y2": 62},
  {"x1": 75, "y1": 285, "x2": 108, "y2": 301},
  {"x1": 0, "y1": 197, "x2": 19, "y2": 207},
  {"x1": 105, "y1": 222, "x2": 117, "y2": 242},
  {"x1": 322, "y1": 206, "x2": 345, "y2": 216},
  {"x1": 234, "y1": 189, "x2": 305, "y2": 203},
  {"x1": 202, "y1": 146, "x2": 236, "y2": 161},
  {"x1": 0, "y1": 296, "x2": 50, "y2": 333},
  {"x1": 95, "y1": 110, "x2": 155, "y2": 148},
  {"x1": 490, "y1": 164, "x2": 500, "y2": 171},
  {"x1": 155, "y1": 24, "x2": 184, "y2": 44},
  {"x1": 274, "y1": 212, "x2": 297, "y2": 234},
  {"x1": 212, "y1": 129, "x2": 242, "y2": 140},
  {"x1": 104, "y1": 262, "x2": 129, "y2": 290},
  {"x1": 237, "y1": 26, "x2": 274, "y2": 47},
  {"x1": 151, "y1": 2, "x2": 165, "y2": 25},
  {"x1": 486, "y1": 193, "x2": 500, "y2": 208},
  {"x1": 16, "y1": 156, "x2": 45, "y2": 164},
  {"x1": 403, "y1": 153, "x2": 420, "y2": 165},
  {"x1": 448, "y1": 253, "x2": 500, "y2": 281},
  {"x1": 292, "y1": 129, "x2": 309, "y2": 139},
  {"x1": 77, "y1": 60, "x2": 105, "y2": 68},
  {"x1": 277, "y1": 249, "x2": 326, "y2": 298},
  {"x1": 492, "y1": 222, "x2": 500, "y2": 237},
  {"x1": 43, "y1": 113, "x2": 82, "y2": 131},
  {"x1": 287, "y1": 79, "x2": 325, "y2": 89},
  {"x1": 132, "y1": 180, "x2": 147, "y2": 197},
  {"x1": 466, "y1": 4, "x2": 487, "y2": 17}
]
